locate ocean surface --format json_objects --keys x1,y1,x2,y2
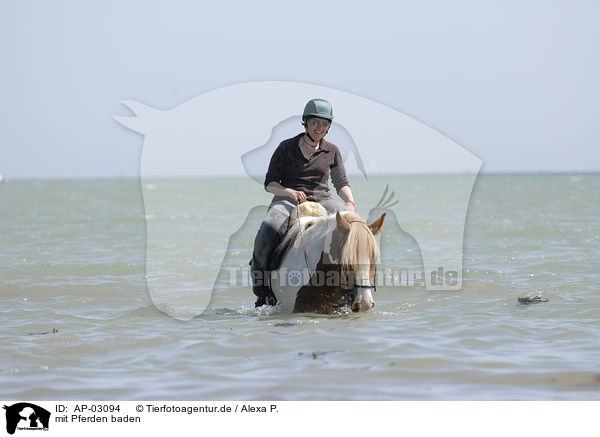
[{"x1": 1, "y1": 173, "x2": 599, "y2": 400}]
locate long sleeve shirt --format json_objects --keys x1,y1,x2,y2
[{"x1": 264, "y1": 133, "x2": 349, "y2": 200}]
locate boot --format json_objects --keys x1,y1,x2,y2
[{"x1": 255, "y1": 290, "x2": 278, "y2": 307}]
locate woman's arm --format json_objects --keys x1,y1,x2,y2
[
  {"x1": 330, "y1": 146, "x2": 354, "y2": 210},
  {"x1": 266, "y1": 181, "x2": 307, "y2": 203},
  {"x1": 338, "y1": 185, "x2": 355, "y2": 211}
]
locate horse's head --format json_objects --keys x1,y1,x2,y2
[{"x1": 332, "y1": 211, "x2": 386, "y2": 312}]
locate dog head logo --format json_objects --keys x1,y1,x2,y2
[
  {"x1": 114, "y1": 81, "x2": 481, "y2": 320},
  {"x1": 3, "y1": 403, "x2": 50, "y2": 435}
]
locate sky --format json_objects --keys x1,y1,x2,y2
[{"x1": 1, "y1": 0, "x2": 599, "y2": 179}]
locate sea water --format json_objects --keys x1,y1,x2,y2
[{"x1": 1, "y1": 174, "x2": 599, "y2": 400}]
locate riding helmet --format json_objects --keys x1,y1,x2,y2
[{"x1": 302, "y1": 98, "x2": 333, "y2": 121}]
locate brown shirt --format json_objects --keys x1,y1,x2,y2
[{"x1": 264, "y1": 133, "x2": 349, "y2": 200}]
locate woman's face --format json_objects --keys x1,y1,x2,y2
[{"x1": 305, "y1": 117, "x2": 330, "y2": 141}]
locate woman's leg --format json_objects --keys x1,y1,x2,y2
[
  {"x1": 250, "y1": 199, "x2": 295, "y2": 304},
  {"x1": 319, "y1": 198, "x2": 351, "y2": 214}
]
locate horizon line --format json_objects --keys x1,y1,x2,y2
[{"x1": 2, "y1": 169, "x2": 599, "y2": 182}]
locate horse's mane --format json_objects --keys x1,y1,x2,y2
[
  {"x1": 339, "y1": 212, "x2": 380, "y2": 274},
  {"x1": 297, "y1": 212, "x2": 379, "y2": 274}
]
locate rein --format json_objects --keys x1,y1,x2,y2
[{"x1": 296, "y1": 204, "x2": 313, "y2": 279}]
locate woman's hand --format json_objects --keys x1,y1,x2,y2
[
  {"x1": 265, "y1": 182, "x2": 312, "y2": 204},
  {"x1": 286, "y1": 188, "x2": 307, "y2": 203}
]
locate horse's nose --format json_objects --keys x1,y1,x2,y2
[{"x1": 352, "y1": 301, "x2": 375, "y2": 312}]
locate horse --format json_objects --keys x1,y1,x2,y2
[{"x1": 269, "y1": 205, "x2": 386, "y2": 314}]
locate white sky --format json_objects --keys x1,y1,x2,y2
[{"x1": 1, "y1": 0, "x2": 599, "y2": 179}]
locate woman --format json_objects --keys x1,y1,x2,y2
[{"x1": 251, "y1": 98, "x2": 356, "y2": 306}]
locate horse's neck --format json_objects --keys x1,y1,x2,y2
[{"x1": 284, "y1": 217, "x2": 334, "y2": 271}]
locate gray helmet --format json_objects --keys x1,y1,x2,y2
[{"x1": 302, "y1": 98, "x2": 333, "y2": 121}]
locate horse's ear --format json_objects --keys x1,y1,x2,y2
[
  {"x1": 335, "y1": 211, "x2": 351, "y2": 234},
  {"x1": 368, "y1": 213, "x2": 386, "y2": 236}
]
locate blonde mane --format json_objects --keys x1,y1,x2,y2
[
  {"x1": 339, "y1": 213, "x2": 380, "y2": 274},
  {"x1": 292, "y1": 211, "x2": 380, "y2": 275}
]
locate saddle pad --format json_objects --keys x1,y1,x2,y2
[{"x1": 269, "y1": 202, "x2": 328, "y2": 271}]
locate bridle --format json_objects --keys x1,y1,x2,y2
[
  {"x1": 341, "y1": 275, "x2": 377, "y2": 292},
  {"x1": 341, "y1": 273, "x2": 377, "y2": 308}
]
